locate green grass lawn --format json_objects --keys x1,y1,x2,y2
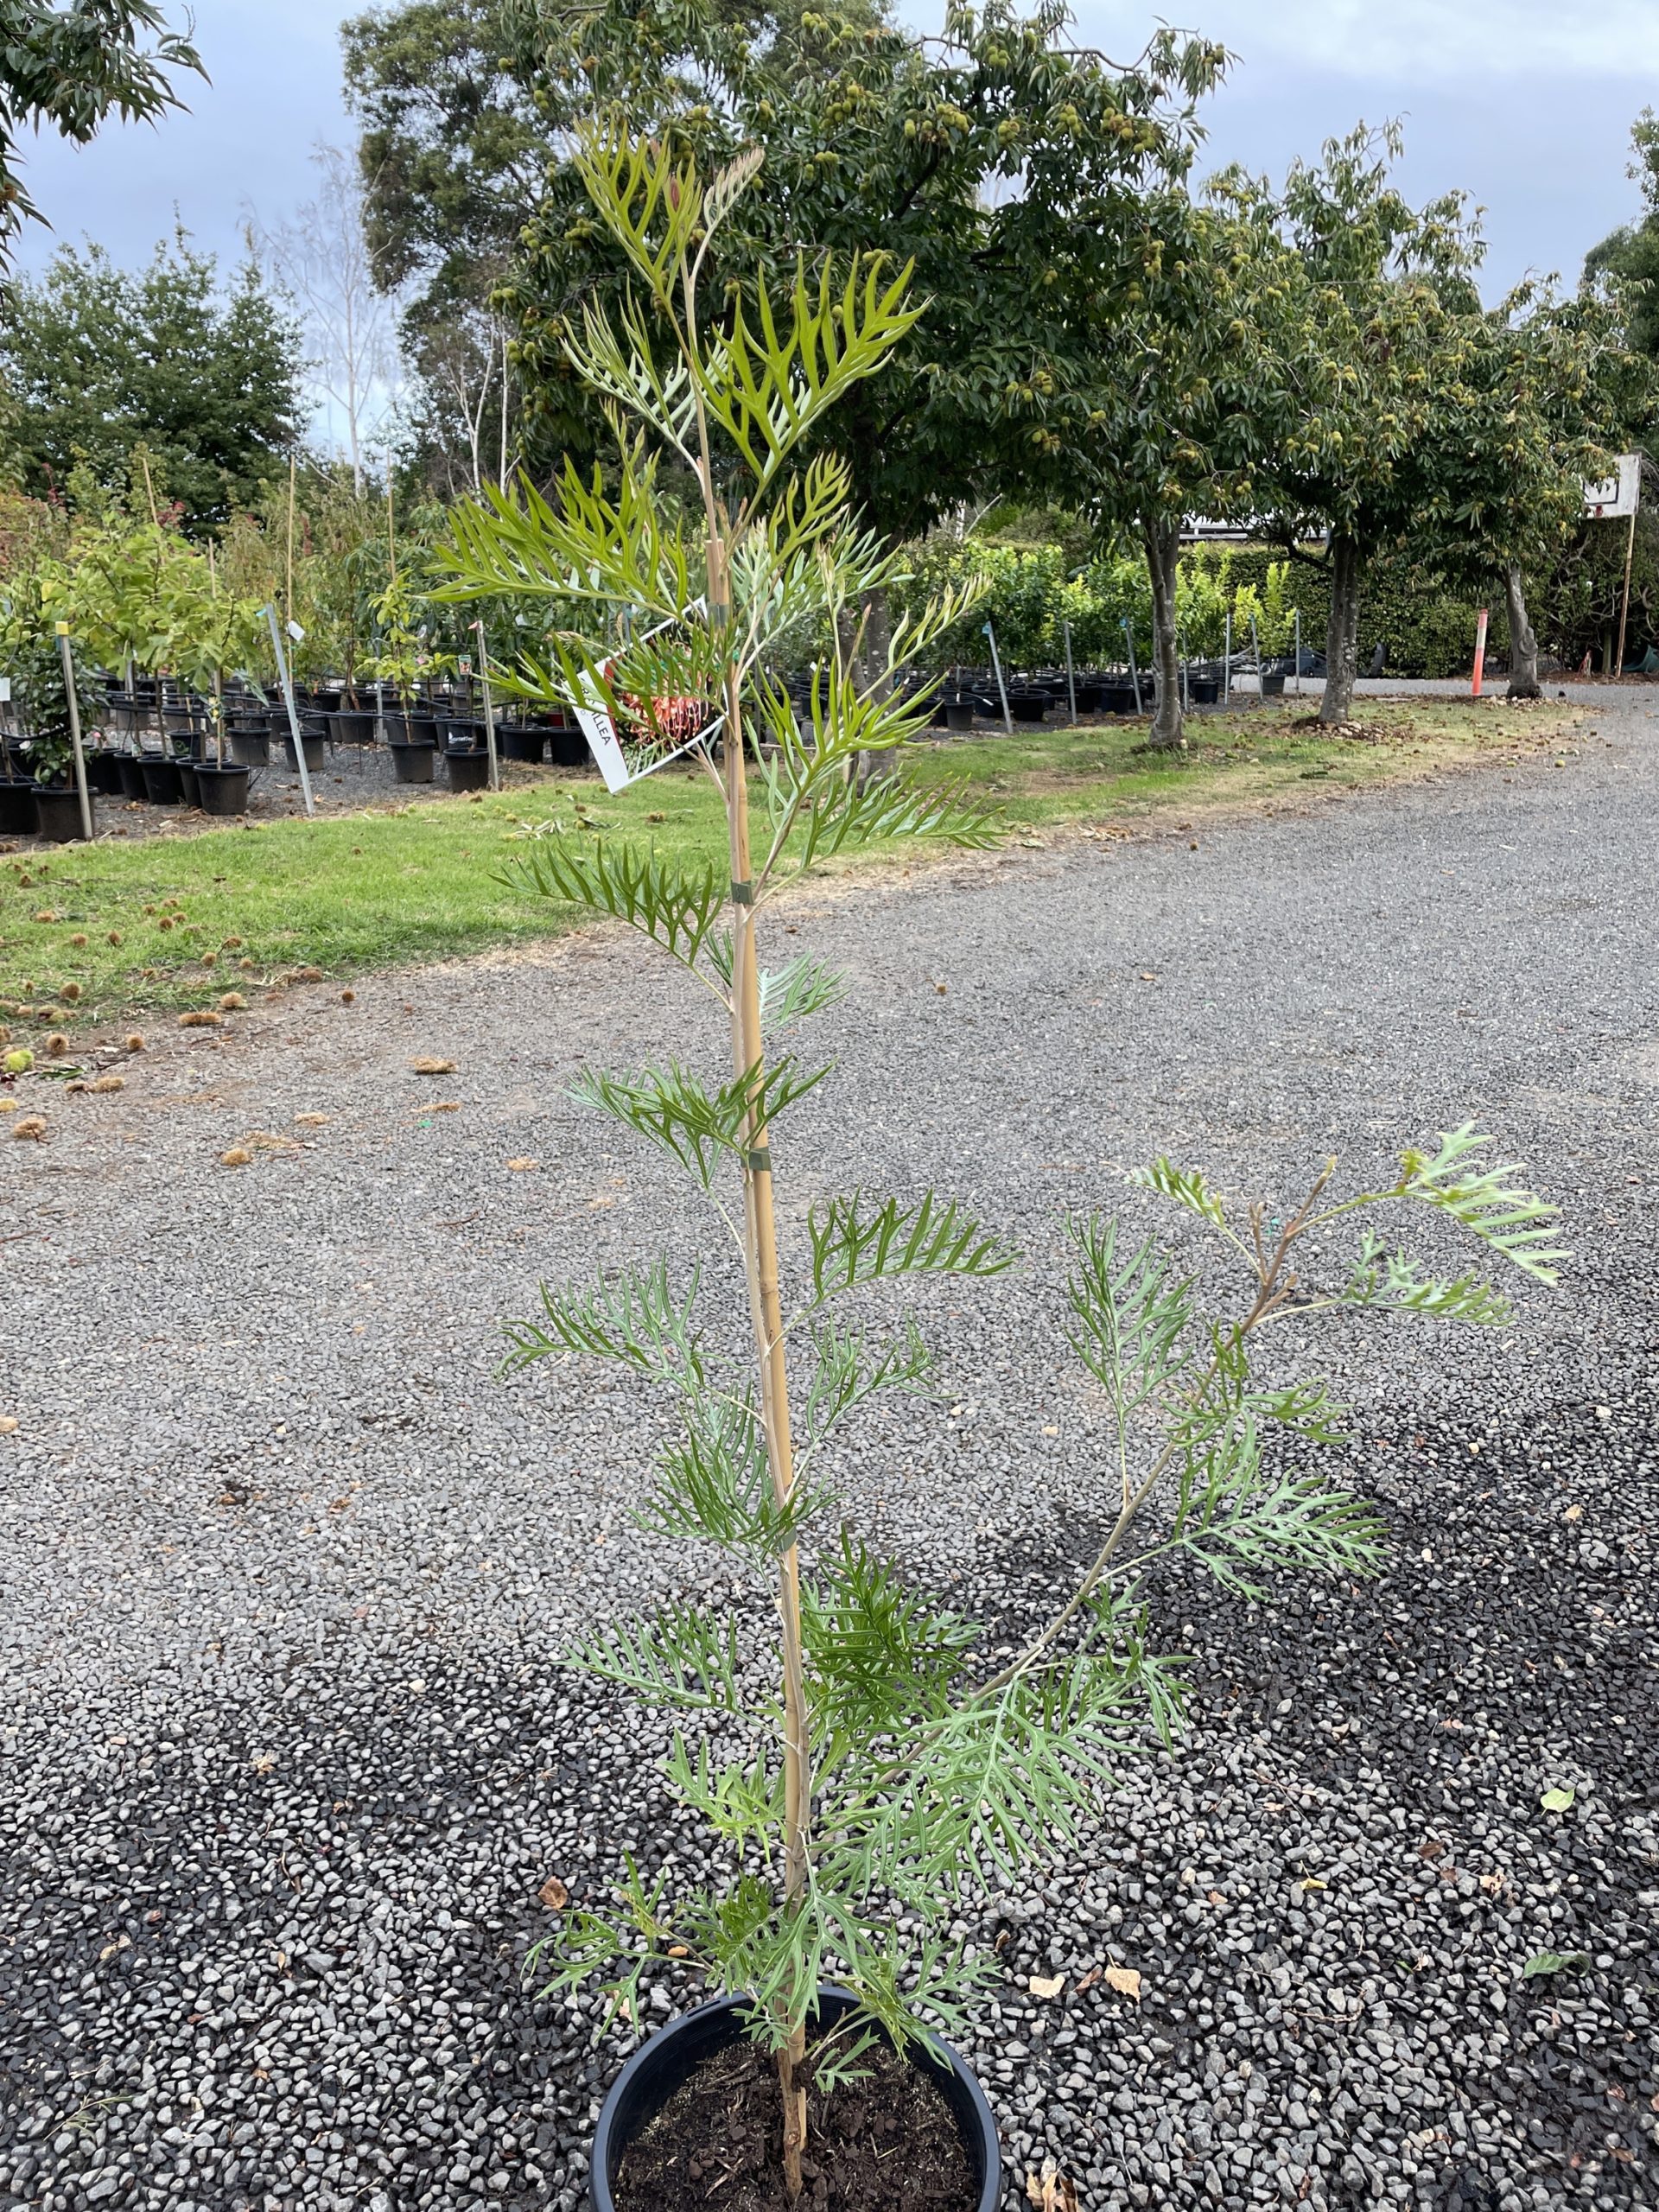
[{"x1": 0, "y1": 697, "x2": 1580, "y2": 1025}]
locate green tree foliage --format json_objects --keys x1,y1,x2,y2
[
  {"x1": 0, "y1": 0, "x2": 201, "y2": 263},
  {"x1": 1224, "y1": 125, "x2": 1487, "y2": 723},
  {"x1": 0, "y1": 238, "x2": 303, "y2": 531},
  {"x1": 1585, "y1": 110, "x2": 1659, "y2": 360}
]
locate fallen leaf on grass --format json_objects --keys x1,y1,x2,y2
[
  {"x1": 537, "y1": 1876, "x2": 569, "y2": 1910},
  {"x1": 295, "y1": 1113, "x2": 329, "y2": 1127},
  {"x1": 220, "y1": 1147, "x2": 253, "y2": 1167},
  {"x1": 89, "y1": 1075, "x2": 125, "y2": 1094},
  {"x1": 1103, "y1": 1967, "x2": 1142, "y2": 2001},
  {"x1": 506, "y1": 1157, "x2": 539, "y2": 1172},
  {"x1": 12, "y1": 1116, "x2": 47, "y2": 1141},
  {"x1": 410, "y1": 1057, "x2": 457, "y2": 1075},
  {"x1": 430, "y1": 1101, "x2": 461, "y2": 1113},
  {"x1": 1028, "y1": 1973, "x2": 1065, "y2": 2000},
  {"x1": 1522, "y1": 1949, "x2": 1590, "y2": 1980}
]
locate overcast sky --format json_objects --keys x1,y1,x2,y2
[{"x1": 9, "y1": 0, "x2": 1649, "y2": 301}]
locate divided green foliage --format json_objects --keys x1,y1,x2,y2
[
  {"x1": 572, "y1": 1055, "x2": 831, "y2": 1188},
  {"x1": 807, "y1": 1191, "x2": 1020, "y2": 1300}
]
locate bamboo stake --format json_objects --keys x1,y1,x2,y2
[
  {"x1": 474, "y1": 620, "x2": 499, "y2": 792},
  {"x1": 708, "y1": 518, "x2": 811, "y2": 2201},
  {"x1": 286, "y1": 454, "x2": 297, "y2": 630},
  {"x1": 55, "y1": 625, "x2": 93, "y2": 842}
]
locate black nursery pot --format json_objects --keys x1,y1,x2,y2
[
  {"x1": 86, "y1": 751, "x2": 125, "y2": 797},
  {"x1": 328, "y1": 709, "x2": 378, "y2": 747},
  {"x1": 545, "y1": 721, "x2": 589, "y2": 767},
  {"x1": 390, "y1": 736, "x2": 437, "y2": 785},
  {"x1": 0, "y1": 776, "x2": 39, "y2": 835},
  {"x1": 32, "y1": 785, "x2": 91, "y2": 842},
  {"x1": 117, "y1": 752, "x2": 150, "y2": 800},
  {"x1": 443, "y1": 744, "x2": 492, "y2": 792},
  {"x1": 1188, "y1": 675, "x2": 1220, "y2": 706},
  {"x1": 282, "y1": 730, "x2": 327, "y2": 774},
  {"x1": 140, "y1": 756, "x2": 184, "y2": 807},
  {"x1": 944, "y1": 700, "x2": 976, "y2": 732},
  {"x1": 590, "y1": 1986, "x2": 1001, "y2": 2212},
  {"x1": 1260, "y1": 671, "x2": 1287, "y2": 697},
  {"x1": 498, "y1": 723, "x2": 545, "y2": 763},
  {"x1": 228, "y1": 728, "x2": 270, "y2": 768},
  {"x1": 176, "y1": 760, "x2": 200, "y2": 808},
  {"x1": 193, "y1": 762, "x2": 251, "y2": 817},
  {"x1": 1006, "y1": 690, "x2": 1051, "y2": 725}
]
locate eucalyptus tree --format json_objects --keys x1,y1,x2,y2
[
  {"x1": 0, "y1": 0, "x2": 200, "y2": 263},
  {"x1": 432, "y1": 132, "x2": 1564, "y2": 2202},
  {"x1": 1224, "y1": 125, "x2": 1485, "y2": 724}
]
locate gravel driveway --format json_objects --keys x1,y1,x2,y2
[{"x1": 3, "y1": 697, "x2": 1655, "y2": 2212}]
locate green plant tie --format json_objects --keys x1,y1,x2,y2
[
  {"x1": 730, "y1": 879, "x2": 754, "y2": 905},
  {"x1": 745, "y1": 1146, "x2": 772, "y2": 1174}
]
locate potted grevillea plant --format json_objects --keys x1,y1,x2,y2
[{"x1": 433, "y1": 134, "x2": 1564, "y2": 2212}]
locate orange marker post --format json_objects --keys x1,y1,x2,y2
[{"x1": 1471, "y1": 607, "x2": 1489, "y2": 698}]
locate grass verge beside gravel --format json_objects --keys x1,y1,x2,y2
[{"x1": 0, "y1": 695, "x2": 1582, "y2": 1022}]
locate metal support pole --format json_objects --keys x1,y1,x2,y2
[
  {"x1": 474, "y1": 620, "x2": 500, "y2": 792},
  {"x1": 1122, "y1": 617, "x2": 1142, "y2": 715},
  {"x1": 264, "y1": 603, "x2": 316, "y2": 817},
  {"x1": 1062, "y1": 618, "x2": 1077, "y2": 724},
  {"x1": 1223, "y1": 609, "x2": 1231, "y2": 707},
  {"x1": 1249, "y1": 614, "x2": 1262, "y2": 697},
  {"x1": 55, "y1": 624, "x2": 93, "y2": 842},
  {"x1": 1294, "y1": 608, "x2": 1301, "y2": 697},
  {"x1": 1179, "y1": 631, "x2": 1190, "y2": 714},
  {"x1": 984, "y1": 622, "x2": 1013, "y2": 734},
  {"x1": 1615, "y1": 506, "x2": 1638, "y2": 679}
]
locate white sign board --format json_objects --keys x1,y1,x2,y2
[{"x1": 1584, "y1": 453, "x2": 1642, "y2": 519}]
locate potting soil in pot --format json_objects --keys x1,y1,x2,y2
[{"x1": 613, "y1": 2030, "x2": 975, "y2": 2212}]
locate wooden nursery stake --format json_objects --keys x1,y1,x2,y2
[
  {"x1": 54, "y1": 624, "x2": 93, "y2": 842},
  {"x1": 474, "y1": 620, "x2": 500, "y2": 791},
  {"x1": 264, "y1": 603, "x2": 316, "y2": 818}
]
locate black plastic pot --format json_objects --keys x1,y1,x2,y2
[
  {"x1": 177, "y1": 760, "x2": 200, "y2": 808},
  {"x1": 390, "y1": 737, "x2": 437, "y2": 785},
  {"x1": 590, "y1": 1987, "x2": 1000, "y2": 2212},
  {"x1": 1072, "y1": 683, "x2": 1104, "y2": 713},
  {"x1": 282, "y1": 730, "x2": 327, "y2": 774},
  {"x1": 1006, "y1": 690, "x2": 1050, "y2": 725},
  {"x1": 140, "y1": 756, "x2": 183, "y2": 806},
  {"x1": 328, "y1": 709, "x2": 378, "y2": 746},
  {"x1": 945, "y1": 701, "x2": 976, "y2": 732},
  {"x1": 546, "y1": 723, "x2": 589, "y2": 767},
  {"x1": 86, "y1": 751, "x2": 125, "y2": 796},
  {"x1": 444, "y1": 744, "x2": 492, "y2": 792},
  {"x1": 1188, "y1": 675, "x2": 1219, "y2": 706},
  {"x1": 499, "y1": 723, "x2": 545, "y2": 763},
  {"x1": 228, "y1": 729, "x2": 270, "y2": 768},
  {"x1": 1099, "y1": 685, "x2": 1139, "y2": 716},
  {"x1": 194, "y1": 762, "x2": 251, "y2": 817},
  {"x1": 32, "y1": 785, "x2": 91, "y2": 842},
  {"x1": 118, "y1": 752, "x2": 150, "y2": 800},
  {"x1": 1260, "y1": 671, "x2": 1287, "y2": 697},
  {"x1": 398, "y1": 714, "x2": 441, "y2": 748},
  {"x1": 0, "y1": 776, "x2": 39, "y2": 835}
]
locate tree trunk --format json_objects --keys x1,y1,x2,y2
[
  {"x1": 709, "y1": 525, "x2": 812, "y2": 2203},
  {"x1": 1143, "y1": 516, "x2": 1185, "y2": 750},
  {"x1": 1505, "y1": 565, "x2": 1541, "y2": 699},
  {"x1": 843, "y1": 583, "x2": 893, "y2": 791},
  {"x1": 1319, "y1": 531, "x2": 1363, "y2": 726}
]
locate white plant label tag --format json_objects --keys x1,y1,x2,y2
[{"x1": 568, "y1": 603, "x2": 722, "y2": 793}]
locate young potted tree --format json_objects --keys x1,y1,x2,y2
[
  {"x1": 369, "y1": 578, "x2": 448, "y2": 781},
  {"x1": 435, "y1": 136, "x2": 1564, "y2": 2212}
]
